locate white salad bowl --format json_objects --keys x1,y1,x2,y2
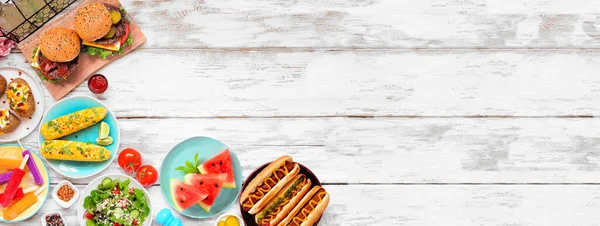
[{"x1": 77, "y1": 174, "x2": 153, "y2": 226}]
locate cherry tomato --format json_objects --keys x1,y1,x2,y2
[
  {"x1": 132, "y1": 220, "x2": 138, "y2": 226},
  {"x1": 113, "y1": 223, "x2": 121, "y2": 226},
  {"x1": 118, "y1": 148, "x2": 142, "y2": 173},
  {"x1": 112, "y1": 186, "x2": 121, "y2": 195},
  {"x1": 136, "y1": 165, "x2": 158, "y2": 187},
  {"x1": 85, "y1": 211, "x2": 93, "y2": 219}
]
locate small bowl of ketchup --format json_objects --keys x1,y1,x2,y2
[{"x1": 88, "y1": 74, "x2": 108, "y2": 94}]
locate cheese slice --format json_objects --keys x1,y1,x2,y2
[{"x1": 83, "y1": 40, "x2": 121, "y2": 51}]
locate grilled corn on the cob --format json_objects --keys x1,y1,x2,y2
[
  {"x1": 41, "y1": 140, "x2": 111, "y2": 162},
  {"x1": 41, "y1": 107, "x2": 108, "y2": 140}
]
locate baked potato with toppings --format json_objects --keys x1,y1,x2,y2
[
  {"x1": 0, "y1": 75, "x2": 6, "y2": 97},
  {"x1": 7, "y1": 78, "x2": 35, "y2": 118},
  {"x1": 0, "y1": 109, "x2": 20, "y2": 134}
]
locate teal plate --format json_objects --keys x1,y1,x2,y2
[
  {"x1": 160, "y1": 136, "x2": 243, "y2": 218},
  {"x1": 38, "y1": 96, "x2": 120, "y2": 179}
]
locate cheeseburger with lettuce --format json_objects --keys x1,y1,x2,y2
[{"x1": 74, "y1": 2, "x2": 132, "y2": 59}]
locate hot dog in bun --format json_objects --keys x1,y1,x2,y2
[
  {"x1": 240, "y1": 155, "x2": 300, "y2": 214},
  {"x1": 255, "y1": 174, "x2": 312, "y2": 226},
  {"x1": 280, "y1": 186, "x2": 330, "y2": 226}
]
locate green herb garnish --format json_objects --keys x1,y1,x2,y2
[{"x1": 175, "y1": 152, "x2": 201, "y2": 174}]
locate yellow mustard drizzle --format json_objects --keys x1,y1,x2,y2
[
  {"x1": 7, "y1": 82, "x2": 31, "y2": 115},
  {"x1": 245, "y1": 163, "x2": 291, "y2": 208},
  {"x1": 291, "y1": 190, "x2": 327, "y2": 225}
]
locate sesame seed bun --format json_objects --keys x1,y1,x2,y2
[
  {"x1": 74, "y1": 3, "x2": 112, "y2": 41},
  {"x1": 39, "y1": 28, "x2": 81, "y2": 63}
]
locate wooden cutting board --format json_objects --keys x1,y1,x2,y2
[{"x1": 17, "y1": 0, "x2": 146, "y2": 100}]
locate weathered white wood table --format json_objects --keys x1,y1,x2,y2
[{"x1": 4, "y1": 0, "x2": 600, "y2": 225}]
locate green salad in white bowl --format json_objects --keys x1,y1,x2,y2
[{"x1": 78, "y1": 174, "x2": 152, "y2": 226}]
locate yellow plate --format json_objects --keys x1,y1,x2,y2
[{"x1": 0, "y1": 145, "x2": 50, "y2": 222}]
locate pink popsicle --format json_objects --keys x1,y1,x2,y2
[
  {"x1": 0, "y1": 154, "x2": 29, "y2": 207},
  {"x1": 21, "y1": 150, "x2": 43, "y2": 185}
]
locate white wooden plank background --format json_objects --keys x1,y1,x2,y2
[
  {"x1": 16, "y1": 117, "x2": 600, "y2": 184},
  {"x1": 120, "y1": 0, "x2": 600, "y2": 49},
  {"x1": 3, "y1": 51, "x2": 600, "y2": 117},
  {"x1": 2, "y1": 0, "x2": 600, "y2": 225}
]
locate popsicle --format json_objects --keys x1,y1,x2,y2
[
  {"x1": 21, "y1": 149, "x2": 43, "y2": 185},
  {"x1": 0, "y1": 158, "x2": 20, "y2": 170},
  {"x1": 0, "y1": 186, "x2": 36, "y2": 203},
  {"x1": 0, "y1": 147, "x2": 23, "y2": 170},
  {"x1": 0, "y1": 154, "x2": 29, "y2": 207},
  {"x1": 0, "y1": 171, "x2": 12, "y2": 184},
  {"x1": 3, "y1": 184, "x2": 47, "y2": 220}
]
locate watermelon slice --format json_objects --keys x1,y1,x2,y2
[
  {"x1": 184, "y1": 173, "x2": 226, "y2": 212},
  {"x1": 170, "y1": 179, "x2": 208, "y2": 212},
  {"x1": 197, "y1": 149, "x2": 236, "y2": 188}
]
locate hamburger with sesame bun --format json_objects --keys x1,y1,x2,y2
[
  {"x1": 30, "y1": 28, "x2": 81, "y2": 82},
  {"x1": 74, "y1": 2, "x2": 132, "y2": 59}
]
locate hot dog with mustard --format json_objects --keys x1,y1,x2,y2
[
  {"x1": 240, "y1": 155, "x2": 300, "y2": 214},
  {"x1": 280, "y1": 186, "x2": 330, "y2": 226},
  {"x1": 255, "y1": 174, "x2": 312, "y2": 226}
]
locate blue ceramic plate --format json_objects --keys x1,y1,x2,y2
[
  {"x1": 160, "y1": 137, "x2": 243, "y2": 218},
  {"x1": 38, "y1": 96, "x2": 119, "y2": 179}
]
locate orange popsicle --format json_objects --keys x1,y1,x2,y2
[
  {"x1": 3, "y1": 184, "x2": 46, "y2": 220},
  {"x1": 0, "y1": 147, "x2": 23, "y2": 170}
]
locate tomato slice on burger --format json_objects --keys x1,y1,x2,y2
[{"x1": 119, "y1": 20, "x2": 130, "y2": 45}]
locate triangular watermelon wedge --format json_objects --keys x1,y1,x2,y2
[
  {"x1": 170, "y1": 179, "x2": 208, "y2": 212},
  {"x1": 198, "y1": 149, "x2": 236, "y2": 188},
  {"x1": 184, "y1": 173, "x2": 226, "y2": 212}
]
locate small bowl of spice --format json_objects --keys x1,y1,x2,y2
[
  {"x1": 52, "y1": 180, "x2": 79, "y2": 208},
  {"x1": 41, "y1": 211, "x2": 67, "y2": 226}
]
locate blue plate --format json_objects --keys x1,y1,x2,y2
[
  {"x1": 160, "y1": 136, "x2": 243, "y2": 218},
  {"x1": 38, "y1": 96, "x2": 119, "y2": 179}
]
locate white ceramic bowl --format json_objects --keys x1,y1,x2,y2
[
  {"x1": 41, "y1": 211, "x2": 68, "y2": 226},
  {"x1": 52, "y1": 180, "x2": 79, "y2": 209},
  {"x1": 77, "y1": 174, "x2": 153, "y2": 226},
  {"x1": 214, "y1": 213, "x2": 244, "y2": 226}
]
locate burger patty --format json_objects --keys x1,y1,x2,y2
[
  {"x1": 94, "y1": 6, "x2": 127, "y2": 45},
  {"x1": 38, "y1": 52, "x2": 79, "y2": 80}
]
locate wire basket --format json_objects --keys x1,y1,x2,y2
[{"x1": 0, "y1": 0, "x2": 78, "y2": 42}]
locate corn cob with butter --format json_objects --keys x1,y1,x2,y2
[
  {"x1": 41, "y1": 107, "x2": 108, "y2": 140},
  {"x1": 41, "y1": 140, "x2": 111, "y2": 162}
]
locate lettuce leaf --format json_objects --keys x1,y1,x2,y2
[{"x1": 86, "y1": 35, "x2": 133, "y2": 59}]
